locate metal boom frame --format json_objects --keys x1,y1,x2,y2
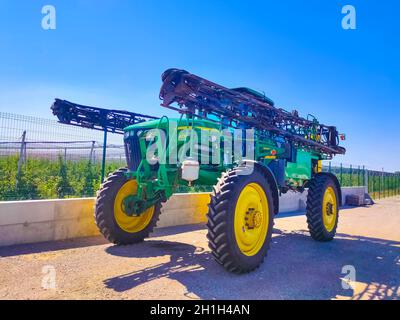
[
  {"x1": 160, "y1": 69, "x2": 345, "y2": 156},
  {"x1": 51, "y1": 99, "x2": 158, "y2": 134},
  {"x1": 51, "y1": 98, "x2": 158, "y2": 181}
]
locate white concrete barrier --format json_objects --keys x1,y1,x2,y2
[
  {"x1": 0, "y1": 198, "x2": 99, "y2": 247},
  {"x1": 279, "y1": 186, "x2": 366, "y2": 210},
  {"x1": 0, "y1": 187, "x2": 366, "y2": 247}
]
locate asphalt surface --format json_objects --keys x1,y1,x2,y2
[{"x1": 0, "y1": 197, "x2": 399, "y2": 300}]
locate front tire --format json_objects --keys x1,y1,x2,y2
[
  {"x1": 95, "y1": 168, "x2": 161, "y2": 245},
  {"x1": 306, "y1": 174, "x2": 339, "y2": 241},
  {"x1": 206, "y1": 165, "x2": 275, "y2": 274}
]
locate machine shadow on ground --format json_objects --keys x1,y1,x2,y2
[
  {"x1": 104, "y1": 229, "x2": 400, "y2": 300},
  {"x1": 0, "y1": 224, "x2": 204, "y2": 258},
  {"x1": 0, "y1": 236, "x2": 109, "y2": 258}
]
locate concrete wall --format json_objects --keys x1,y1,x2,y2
[
  {"x1": 0, "y1": 187, "x2": 366, "y2": 247},
  {"x1": 0, "y1": 198, "x2": 99, "y2": 247},
  {"x1": 0, "y1": 193, "x2": 211, "y2": 247}
]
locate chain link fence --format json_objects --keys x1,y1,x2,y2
[{"x1": 0, "y1": 112, "x2": 399, "y2": 201}]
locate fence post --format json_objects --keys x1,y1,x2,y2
[
  {"x1": 398, "y1": 174, "x2": 400, "y2": 195},
  {"x1": 386, "y1": 173, "x2": 388, "y2": 198},
  {"x1": 378, "y1": 171, "x2": 380, "y2": 199},
  {"x1": 16, "y1": 130, "x2": 27, "y2": 187},
  {"x1": 101, "y1": 129, "x2": 108, "y2": 183},
  {"x1": 363, "y1": 165, "x2": 366, "y2": 186},
  {"x1": 340, "y1": 163, "x2": 343, "y2": 185},
  {"x1": 387, "y1": 173, "x2": 389, "y2": 198},
  {"x1": 394, "y1": 174, "x2": 396, "y2": 196},
  {"x1": 23, "y1": 137, "x2": 27, "y2": 166},
  {"x1": 377, "y1": 171, "x2": 380, "y2": 199},
  {"x1": 391, "y1": 174, "x2": 394, "y2": 197},
  {"x1": 367, "y1": 169, "x2": 375, "y2": 198},
  {"x1": 393, "y1": 174, "x2": 395, "y2": 196},
  {"x1": 89, "y1": 141, "x2": 95, "y2": 164},
  {"x1": 371, "y1": 171, "x2": 374, "y2": 198},
  {"x1": 392, "y1": 174, "x2": 394, "y2": 196},
  {"x1": 350, "y1": 164, "x2": 353, "y2": 187}
]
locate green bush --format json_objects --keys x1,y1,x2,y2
[
  {"x1": 0, "y1": 155, "x2": 121, "y2": 201},
  {"x1": 0, "y1": 156, "x2": 398, "y2": 201}
]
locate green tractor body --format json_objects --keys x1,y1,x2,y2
[{"x1": 121, "y1": 117, "x2": 322, "y2": 216}]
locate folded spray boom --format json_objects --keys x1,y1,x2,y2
[
  {"x1": 51, "y1": 98, "x2": 158, "y2": 134},
  {"x1": 160, "y1": 68, "x2": 345, "y2": 156}
]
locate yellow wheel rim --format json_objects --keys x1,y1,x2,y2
[
  {"x1": 234, "y1": 183, "x2": 269, "y2": 257},
  {"x1": 113, "y1": 180, "x2": 155, "y2": 233},
  {"x1": 322, "y1": 186, "x2": 337, "y2": 232}
]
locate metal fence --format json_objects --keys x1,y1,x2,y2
[
  {"x1": 323, "y1": 162, "x2": 400, "y2": 199},
  {"x1": 0, "y1": 112, "x2": 399, "y2": 201},
  {"x1": 0, "y1": 112, "x2": 125, "y2": 201}
]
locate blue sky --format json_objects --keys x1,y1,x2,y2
[{"x1": 0, "y1": 0, "x2": 399, "y2": 171}]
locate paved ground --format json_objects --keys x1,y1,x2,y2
[{"x1": 0, "y1": 197, "x2": 399, "y2": 300}]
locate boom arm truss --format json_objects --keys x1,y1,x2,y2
[
  {"x1": 160, "y1": 69, "x2": 345, "y2": 156},
  {"x1": 51, "y1": 99, "x2": 158, "y2": 134}
]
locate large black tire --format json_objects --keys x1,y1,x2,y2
[
  {"x1": 95, "y1": 168, "x2": 161, "y2": 245},
  {"x1": 206, "y1": 165, "x2": 275, "y2": 274},
  {"x1": 306, "y1": 174, "x2": 339, "y2": 242}
]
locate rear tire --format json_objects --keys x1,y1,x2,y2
[
  {"x1": 306, "y1": 174, "x2": 339, "y2": 242},
  {"x1": 206, "y1": 165, "x2": 275, "y2": 274},
  {"x1": 95, "y1": 168, "x2": 161, "y2": 245}
]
